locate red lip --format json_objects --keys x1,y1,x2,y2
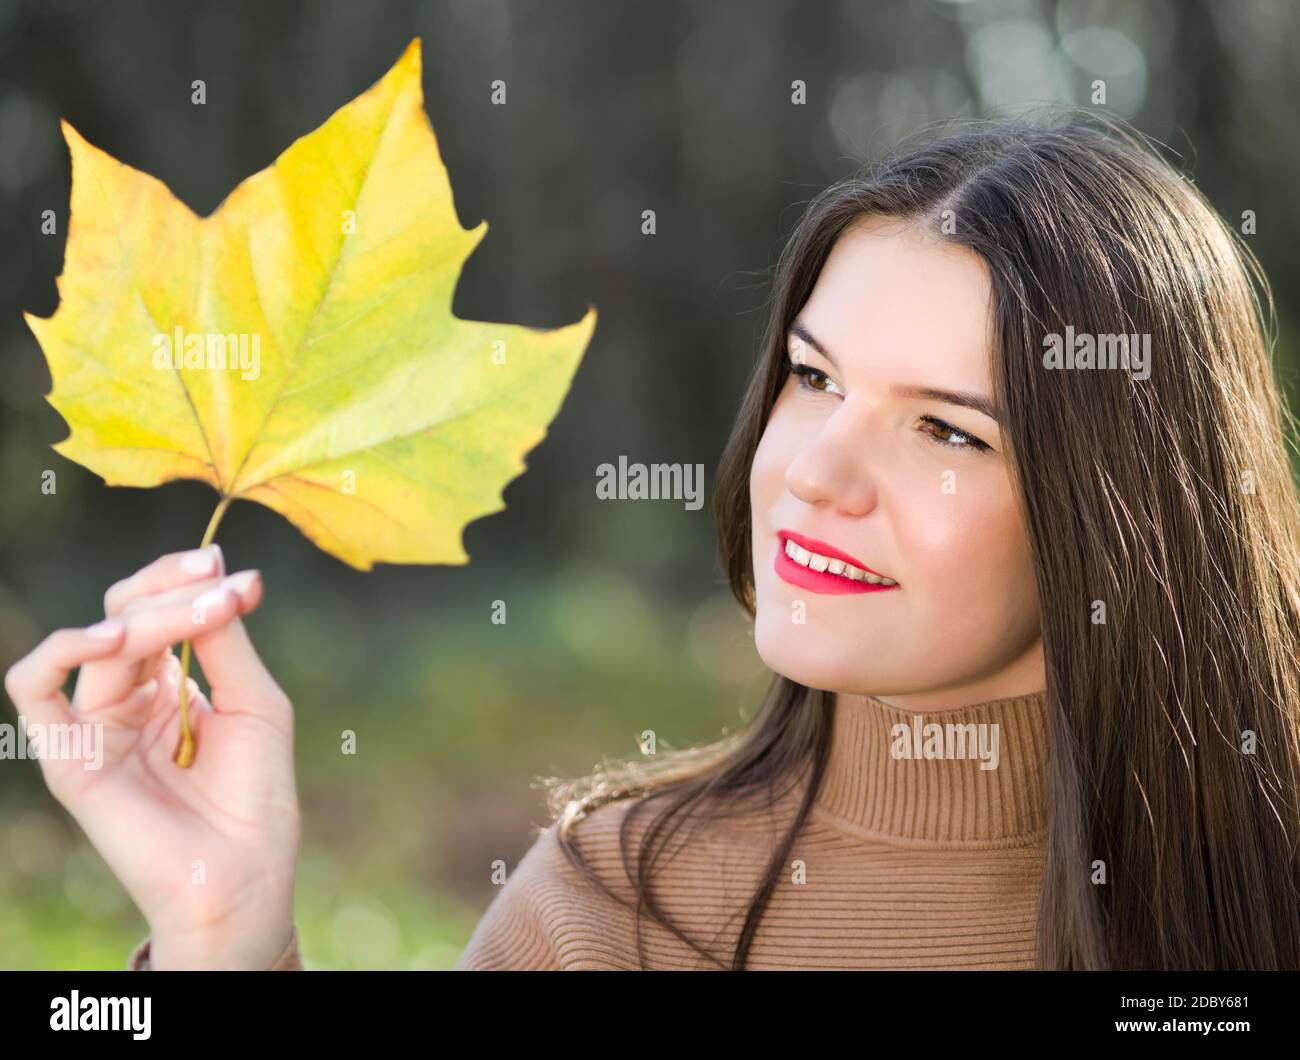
[
  {"x1": 774, "y1": 529, "x2": 899, "y2": 595},
  {"x1": 780, "y1": 530, "x2": 891, "y2": 579}
]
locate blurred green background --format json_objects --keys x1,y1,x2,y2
[{"x1": 1, "y1": 0, "x2": 1297, "y2": 968}]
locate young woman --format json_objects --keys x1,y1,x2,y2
[{"x1": 7, "y1": 117, "x2": 1300, "y2": 971}]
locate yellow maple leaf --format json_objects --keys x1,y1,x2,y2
[{"x1": 24, "y1": 37, "x2": 597, "y2": 765}]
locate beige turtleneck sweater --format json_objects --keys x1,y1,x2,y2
[{"x1": 127, "y1": 689, "x2": 1048, "y2": 970}]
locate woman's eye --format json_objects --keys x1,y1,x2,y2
[
  {"x1": 919, "y1": 415, "x2": 991, "y2": 453},
  {"x1": 785, "y1": 359, "x2": 990, "y2": 453},
  {"x1": 788, "y1": 360, "x2": 842, "y2": 396}
]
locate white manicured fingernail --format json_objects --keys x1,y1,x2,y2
[
  {"x1": 192, "y1": 586, "x2": 230, "y2": 612},
  {"x1": 139, "y1": 678, "x2": 159, "y2": 699},
  {"x1": 180, "y1": 548, "x2": 219, "y2": 575},
  {"x1": 86, "y1": 618, "x2": 124, "y2": 639},
  {"x1": 224, "y1": 570, "x2": 259, "y2": 595}
]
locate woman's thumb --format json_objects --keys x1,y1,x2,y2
[{"x1": 189, "y1": 571, "x2": 291, "y2": 720}]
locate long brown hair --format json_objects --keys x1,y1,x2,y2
[{"x1": 543, "y1": 115, "x2": 1300, "y2": 970}]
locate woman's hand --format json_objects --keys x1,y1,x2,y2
[{"x1": 3, "y1": 546, "x2": 300, "y2": 969}]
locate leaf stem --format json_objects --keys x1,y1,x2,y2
[{"x1": 174, "y1": 494, "x2": 234, "y2": 768}]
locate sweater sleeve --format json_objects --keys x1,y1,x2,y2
[
  {"x1": 126, "y1": 922, "x2": 304, "y2": 970},
  {"x1": 454, "y1": 823, "x2": 570, "y2": 970}
]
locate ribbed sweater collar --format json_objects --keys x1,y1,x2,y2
[{"x1": 811, "y1": 688, "x2": 1049, "y2": 849}]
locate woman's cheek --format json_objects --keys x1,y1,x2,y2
[
  {"x1": 897, "y1": 472, "x2": 1034, "y2": 632},
  {"x1": 749, "y1": 411, "x2": 795, "y2": 512}
]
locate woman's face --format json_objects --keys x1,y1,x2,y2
[{"x1": 749, "y1": 216, "x2": 1044, "y2": 710}]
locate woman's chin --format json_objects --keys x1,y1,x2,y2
[{"x1": 753, "y1": 621, "x2": 883, "y2": 693}]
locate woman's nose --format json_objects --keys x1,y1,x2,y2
[{"x1": 784, "y1": 409, "x2": 877, "y2": 517}]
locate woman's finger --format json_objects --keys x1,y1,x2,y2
[
  {"x1": 105, "y1": 572, "x2": 243, "y2": 699},
  {"x1": 158, "y1": 673, "x2": 213, "y2": 743},
  {"x1": 3, "y1": 621, "x2": 127, "y2": 729},
  {"x1": 184, "y1": 675, "x2": 212, "y2": 714},
  {"x1": 70, "y1": 575, "x2": 254, "y2": 714},
  {"x1": 81, "y1": 546, "x2": 226, "y2": 701},
  {"x1": 103, "y1": 546, "x2": 225, "y2": 617},
  {"x1": 76, "y1": 643, "x2": 176, "y2": 717},
  {"x1": 105, "y1": 672, "x2": 162, "y2": 727},
  {"x1": 190, "y1": 570, "x2": 291, "y2": 721}
]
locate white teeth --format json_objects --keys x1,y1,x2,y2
[{"x1": 783, "y1": 538, "x2": 896, "y2": 586}]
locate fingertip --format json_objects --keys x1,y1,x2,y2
[
  {"x1": 85, "y1": 618, "x2": 126, "y2": 642},
  {"x1": 184, "y1": 675, "x2": 213, "y2": 712},
  {"x1": 177, "y1": 546, "x2": 222, "y2": 578},
  {"x1": 227, "y1": 569, "x2": 264, "y2": 612},
  {"x1": 191, "y1": 584, "x2": 235, "y2": 619},
  {"x1": 227, "y1": 569, "x2": 262, "y2": 595}
]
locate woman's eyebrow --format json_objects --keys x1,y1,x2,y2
[
  {"x1": 788, "y1": 320, "x2": 838, "y2": 370},
  {"x1": 891, "y1": 384, "x2": 1001, "y2": 423},
  {"x1": 788, "y1": 319, "x2": 999, "y2": 422}
]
